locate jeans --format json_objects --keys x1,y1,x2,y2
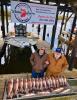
[{"x1": 32, "y1": 70, "x2": 44, "y2": 78}]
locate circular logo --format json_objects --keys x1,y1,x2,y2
[{"x1": 14, "y1": 3, "x2": 32, "y2": 23}]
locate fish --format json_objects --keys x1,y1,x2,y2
[
  {"x1": 52, "y1": 87, "x2": 64, "y2": 93},
  {"x1": 63, "y1": 76, "x2": 67, "y2": 86},
  {"x1": 58, "y1": 76, "x2": 63, "y2": 86},
  {"x1": 35, "y1": 78, "x2": 40, "y2": 90},
  {"x1": 32, "y1": 78, "x2": 36, "y2": 91},
  {"x1": 18, "y1": 78, "x2": 23, "y2": 93},
  {"x1": 39, "y1": 78, "x2": 43, "y2": 91},
  {"x1": 23, "y1": 78, "x2": 28, "y2": 94},
  {"x1": 23, "y1": 78, "x2": 28, "y2": 89},
  {"x1": 48, "y1": 77, "x2": 53, "y2": 88},
  {"x1": 46, "y1": 77, "x2": 51, "y2": 89},
  {"x1": 51, "y1": 76, "x2": 56, "y2": 89},
  {"x1": 7, "y1": 79, "x2": 13, "y2": 99},
  {"x1": 55, "y1": 77, "x2": 59, "y2": 88},
  {"x1": 61, "y1": 88, "x2": 71, "y2": 94},
  {"x1": 28, "y1": 78, "x2": 32, "y2": 93},
  {"x1": 13, "y1": 78, "x2": 19, "y2": 97},
  {"x1": 6, "y1": 75, "x2": 69, "y2": 98},
  {"x1": 61, "y1": 76, "x2": 65, "y2": 86},
  {"x1": 42, "y1": 77, "x2": 47, "y2": 90}
]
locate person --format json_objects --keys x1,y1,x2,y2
[
  {"x1": 58, "y1": 31, "x2": 77, "y2": 70},
  {"x1": 58, "y1": 31, "x2": 70, "y2": 55},
  {"x1": 46, "y1": 48, "x2": 68, "y2": 77},
  {"x1": 67, "y1": 34, "x2": 77, "y2": 70},
  {"x1": 30, "y1": 45, "x2": 49, "y2": 78}
]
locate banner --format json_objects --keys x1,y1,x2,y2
[{"x1": 11, "y1": 1, "x2": 57, "y2": 25}]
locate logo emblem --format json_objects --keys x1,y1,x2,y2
[{"x1": 14, "y1": 3, "x2": 32, "y2": 23}]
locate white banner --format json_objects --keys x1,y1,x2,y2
[{"x1": 11, "y1": 1, "x2": 57, "y2": 25}]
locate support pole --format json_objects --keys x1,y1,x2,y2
[
  {"x1": 1, "y1": 1, "x2": 5, "y2": 37},
  {"x1": 37, "y1": 24, "x2": 40, "y2": 36},
  {"x1": 59, "y1": 10, "x2": 66, "y2": 35},
  {"x1": 46, "y1": 0, "x2": 49, "y2": 5},
  {"x1": 58, "y1": 5, "x2": 67, "y2": 47},
  {"x1": 71, "y1": 15, "x2": 76, "y2": 34},
  {"x1": 50, "y1": 6, "x2": 59, "y2": 49},
  {"x1": 64, "y1": 12, "x2": 69, "y2": 31},
  {"x1": 40, "y1": 0, "x2": 43, "y2": 4},
  {"x1": 42, "y1": 0, "x2": 48, "y2": 40},
  {"x1": 5, "y1": 4, "x2": 8, "y2": 33},
  {"x1": 43, "y1": 25, "x2": 46, "y2": 40}
]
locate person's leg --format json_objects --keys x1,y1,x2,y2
[
  {"x1": 38, "y1": 70, "x2": 44, "y2": 78},
  {"x1": 32, "y1": 70, "x2": 38, "y2": 78},
  {"x1": 69, "y1": 57, "x2": 75, "y2": 70},
  {"x1": 68, "y1": 50, "x2": 75, "y2": 71},
  {"x1": 74, "y1": 57, "x2": 77, "y2": 69}
]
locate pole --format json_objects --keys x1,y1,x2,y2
[
  {"x1": 59, "y1": 9, "x2": 66, "y2": 34},
  {"x1": 5, "y1": 4, "x2": 8, "y2": 33},
  {"x1": 42, "y1": 0, "x2": 49, "y2": 40},
  {"x1": 1, "y1": 1, "x2": 5, "y2": 37},
  {"x1": 50, "y1": 5, "x2": 59, "y2": 49},
  {"x1": 64, "y1": 12, "x2": 69, "y2": 31}
]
